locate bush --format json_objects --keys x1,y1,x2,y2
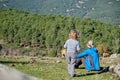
[
  {"x1": 97, "y1": 43, "x2": 112, "y2": 56},
  {"x1": 47, "y1": 49, "x2": 57, "y2": 57}
]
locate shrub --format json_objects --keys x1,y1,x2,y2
[
  {"x1": 97, "y1": 43, "x2": 112, "y2": 56},
  {"x1": 47, "y1": 48, "x2": 57, "y2": 57}
]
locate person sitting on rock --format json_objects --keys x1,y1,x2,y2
[{"x1": 75, "y1": 40, "x2": 101, "y2": 71}]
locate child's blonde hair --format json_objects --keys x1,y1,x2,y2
[{"x1": 69, "y1": 29, "x2": 79, "y2": 40}]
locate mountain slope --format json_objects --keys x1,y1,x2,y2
[{"x1": 0, "y1": 0, "x2": 120, "y2": 25}]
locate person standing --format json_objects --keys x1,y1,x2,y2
[{"x1": 64, "y1": 29, "x2": 81, "y2": 77}]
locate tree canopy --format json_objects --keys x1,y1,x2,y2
[{"x1": 0, "y1": 8, "x2": 120, "y2": 56}]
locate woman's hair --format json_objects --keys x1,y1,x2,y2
[
  {"x1": 86, "y1": 40, "x2": 94, "y2": 48},
  {"x1": 69, "y1": 29, "x2": 79, "y2": 39}
]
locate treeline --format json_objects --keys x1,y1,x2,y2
[{"x1": 0, "y1": 8, "x2": 120, "y2": 56}]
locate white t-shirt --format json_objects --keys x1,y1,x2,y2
[{"x1": 64, "y1": 39, "x2": 81, "y2": 53}]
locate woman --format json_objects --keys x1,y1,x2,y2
[{"x1": 76, "y1": 40, "x2": 100, "y2": 71}]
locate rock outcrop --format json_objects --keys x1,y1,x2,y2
[{"x1": 0, "y1": 64, "x2": 42, "y2": 80}]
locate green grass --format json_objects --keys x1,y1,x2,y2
[{"x1": 0, "y1": 56, "x2": 119, "y2": 80}]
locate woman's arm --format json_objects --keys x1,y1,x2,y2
[{"x1": 76, "y1": 49, "x2": 90, "y2": 58}]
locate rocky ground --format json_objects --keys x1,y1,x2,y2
[
  {"x1": 0, "y1": 64, "x2": 42, "y2": 80},
  {"x1": 100, "y1": 54, "x2": 120, "y2": 77}
]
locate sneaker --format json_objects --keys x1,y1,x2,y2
[{"x1": 71, "y1": 74, "x2": 76, "y2": 77}]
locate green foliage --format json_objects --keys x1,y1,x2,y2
[
  {"x1": 0, "y1": 8, "x2": 120, "y2": 55},
  {"x1": 47, "y1": 48, "x2": 57, "y2": 57},
  {"x1": 0, "y1": 44, "x2": 2, "y2": 51}
]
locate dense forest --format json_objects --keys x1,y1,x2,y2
[{"x1": 0, "y1": 8, "x2": 120, "y2": 56}]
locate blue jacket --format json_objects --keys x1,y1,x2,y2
[{"x1": 76, "y1": 47, "x2": 100, "y2": 70}]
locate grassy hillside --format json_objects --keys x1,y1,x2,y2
[
  {"x1": 84, "y1": 0, "x2": 120, "y2": 25},
  {"x1": 0, "y1": 0, "x2": 120, "y2": 25},
  {"x1": 0, "y1": 57, "x2": 120, "y2": 80}
]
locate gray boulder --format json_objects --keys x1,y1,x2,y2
[
  {"x1": 109, "y1": 63, "x2": 120, "y2": 77},
  {"x1": 0, "y1": 64, "x2": 42, "y2": 80}
]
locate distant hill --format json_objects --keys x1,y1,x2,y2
[{"x1": 0, "y1": 0, "x2": 120, "y2": 25}]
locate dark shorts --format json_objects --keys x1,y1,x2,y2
[{"x1": 75, "y1": 55, "x2": 94, "y2": 68}]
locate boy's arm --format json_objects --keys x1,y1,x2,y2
[{"x1": 64, "y1": 40, "x2": 68, "y2": 49}]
